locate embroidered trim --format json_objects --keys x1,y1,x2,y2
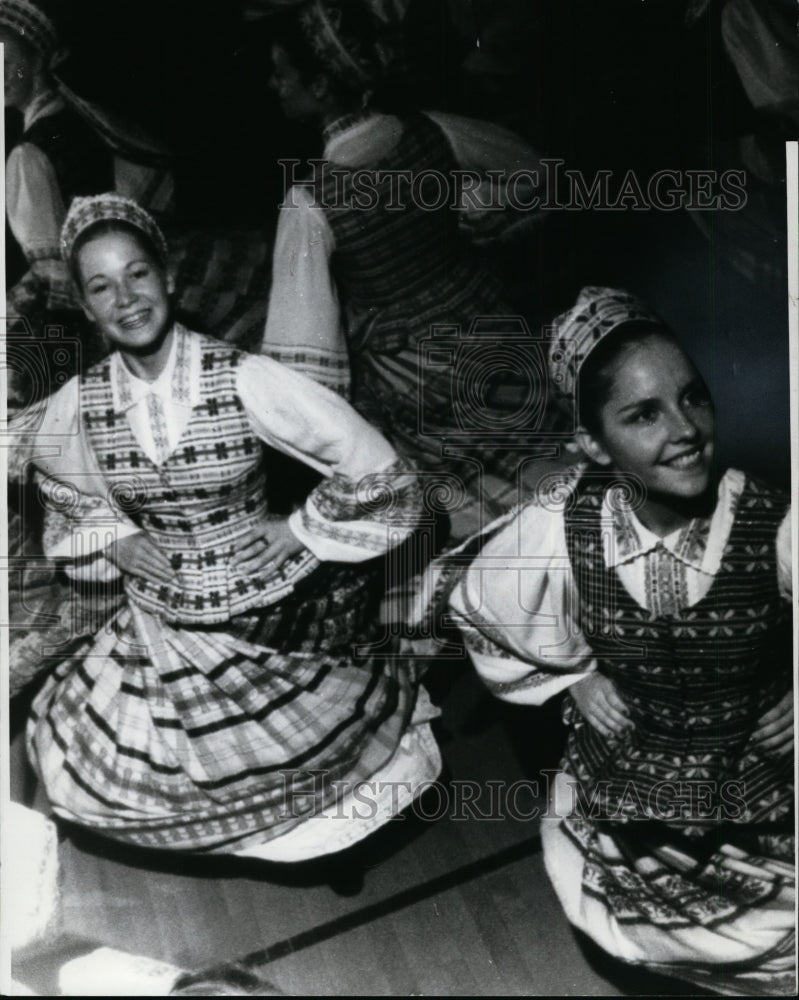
[
  {"x1": 323, "y1": 111, "x2": 374, "y2": 145},
  {"x1": 171, "y1": 324, "x2": 191, "y2": 405},
  {"x1": 146, "y1": 392, "x2": 170, "y2": 465},
  {"x1": 612, "y1": 503, "x2": 643, "y2": 561},
  {"x1": 115, "y1": 356, "x2": 134, "y2": 410}
]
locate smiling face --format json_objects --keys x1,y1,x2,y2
[
  {"x1": 578, "y1": 333, "x2": 716, "y2": 510},
  {"x1": 76, "y1": 227, "x2": 173, "y2": 363}
]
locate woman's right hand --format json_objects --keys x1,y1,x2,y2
[
  {"x1": 750, "y1": 691, "x2": 794, "y2": 757},
  {"x1": 571, "y1": 673, "x2": 633, "y2": 739},
  {"x1": 107, "y1": 534, "x2": 176, "y2": 586}
]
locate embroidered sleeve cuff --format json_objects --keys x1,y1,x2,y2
[
  {"x1": 291, "y1": 459, "x2": 422, "y2": 561},
  {"x1": 456, "y1": 613, "x2": 597, "y2": 706},
  {"x1": 479, "y1": 663, "x2": 595, "y2": 706},
  {"x1": 288, "y1": 499, "x2": 404, "y2": 563}
]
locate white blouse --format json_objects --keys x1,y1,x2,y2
[
  {"x1": 446, "y1": 466, "x2": 793, "y2": 706},
  {"x1": 10, "y1": 326, "x2": 440, "y2": 863},
  {"x1": 261, "y1": 110, "x2": 546, "y2": 391},
  {"x1": 16, "y1": 325, "x2": 418, "y2": 572},
  {"x1": 6, "y1": 91, "x2": 74, "y2": 311}
]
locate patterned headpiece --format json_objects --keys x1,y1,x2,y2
[
  {"x1": 548, "y1": 286, "x2": 664, "y2": 403},
  {"x1": 0, "y1": 0, "x2": 58, "y2": 60},
  {"x1": 61, "y1": 193, "x2": 169, "y2": 267},
  {"x1": 298, "y1": 0, "x2": 399, "y2": 87}
]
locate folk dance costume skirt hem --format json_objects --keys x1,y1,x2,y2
[
  {"x1": 541, "y1": 771, "x2": 796, "y2": 996},
  {"x1": 27, "y1": 565, "x2": 436, "y2": 856}
]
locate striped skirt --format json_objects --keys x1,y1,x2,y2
[{"x1": 27, "y1": 562, "x2": 426, "y2": 854}]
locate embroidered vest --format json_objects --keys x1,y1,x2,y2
[
  {"x1": 315, "y1": 114, "x2": 503, "y2": 353},
  {"x1": 81, "y1": 335, "x2": 317, "y2": 625},
  {"x1": 563, "y1": 473, "x2": 793, "y2": 827}
]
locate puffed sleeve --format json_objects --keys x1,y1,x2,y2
[
  {"x1": 238, "y1": 354, "x2": 421, "y2": 561},
  {"x1": 261, "y1": 184, "x2": 351, "y2": 396},
  {"x1": 776, "y1": 508, "x2": 792, "y2": 602},
  {"x1": 9, "y1": 377, "x2": 139, "y2": 575},
  {"x1": 423, "y1": 110, "x2": 547, "y2": 244},
  {"x1": 6, "y1": 143, "x2": 75, "y2": 311},
  {"x1": 449, "y1": 499, "x2": 596, "y2": 705}
]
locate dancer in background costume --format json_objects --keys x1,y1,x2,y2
[
  {"x1": 2, "y1": 0, "x2": 172, "y2": 398},
  {"x1": 260, "y1": 0, "x2": 552, "y2": 543},
  {"x1": 9, "y1": 194, "x2": 441, "y2": 859},
  {"x1": 430, "y1": 287, "x2": 794, "y2": 995}
]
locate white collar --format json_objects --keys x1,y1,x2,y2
[
  {"x1": 111, "y1": 324, "x2": 199, "y2": 412},
  {"x1": 602, "y1": 468, "x2": 745, "y2": 576},
  {"x1": 324, "y1": 112, "x2": 403, "y2": 166},
  {"x1": 24, "y1": 88, "x2": 64, "y2": 130}
]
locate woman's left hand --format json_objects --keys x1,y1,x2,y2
[
  {"x1": 237, "y1": 518, "x2": 306, "y2": 575},
  {"x1": 750, "y1": 692, "x2": 794, "y2": 757}
]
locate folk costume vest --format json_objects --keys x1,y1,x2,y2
[
  {"x1": 80, "y1": 334, "x2": 317, "y2": 626},
  {"x1": 315, "y1": 113, "x2": 503, "y2": 357},
  {"x1": 563, "y1": 472, "x2": 793, "y2": 829}
]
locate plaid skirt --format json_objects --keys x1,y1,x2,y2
[
  {"x1": 542, "y1": 771, "x2": 796, "y2": 996},
  {"x1": 27, "y1": 562, "x2": 419, "y2": 854}
]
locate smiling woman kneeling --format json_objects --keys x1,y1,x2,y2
[
  {"x1": 9, "y1": 193, "x2": 440, "y2": 861},
  {"x1": 437, "y1": 287, "x2": 794, "y2": 995}
]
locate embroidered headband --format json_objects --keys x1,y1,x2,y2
[
  {"x1": 61, "y1": 193, "x2": 169, "y2": 267},
  {"x1": 548, "y1": 286, "x2": 664, "y2": 403},
  {"x1": 0, "y1": 0, "x2": 58, "y2": 60}
]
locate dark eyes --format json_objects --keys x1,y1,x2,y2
[
  {"x1": 86, "y1": 266, "x2": 151, "y2": 296},
  {"x1": 684, "y1": 387, "x2": 712, "y2": 408},
  {"x1": 627, "y1": 405, "x2": 657, "y2": 425},
  {"x1": 624, "y1": 388, "x2": 712, "y2": 426}
]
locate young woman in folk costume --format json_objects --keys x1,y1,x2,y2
[
  {"x1": 435, "y1": 287, "x2": 794, "y2": 994},
  {"x1": 2, "y1": 0, "x2": 172, "y2": 398},
  {"x1": 0, "y1": 1, "x2": 164, "y2": 779},
  {"x1": 9, "y1": 194, "x2": 442, "y2": 860},
  {"x1": 260, "y1": 0, "x2": 552, "y2": 544}
]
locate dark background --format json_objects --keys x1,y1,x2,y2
[
  {"x1": 5, "y1": 0, "x2": 795, "y2": 486},
  {"x1": 8, "y1": 0, "x2": 764, "y2": 218}
]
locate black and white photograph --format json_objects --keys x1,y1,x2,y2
[{"x1": 1, "y1": 0, "x2": 796, "y2": 995}]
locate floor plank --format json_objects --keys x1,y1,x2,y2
[{"x1": 12, "y1": 675, "x2": 667, "y2": 995}]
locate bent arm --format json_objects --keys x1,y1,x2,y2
[
  {"x1": 9, "y1": 378, "x2": 139, "y2": 578},
  {"x1": 450, "y1": 500, "x2": 596, "y2": 705},
  {"x1": 6, "y1": 143, "x2": 75, "y2": 312},
  {"x1": 239, "y1": 355, "x2": 421, "y2": 562},
  {"x1": 261, "y1": 185, "x2": 350, "y2": 396}
]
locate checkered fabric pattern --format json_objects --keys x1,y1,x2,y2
[
  {"x1": 548, "y1": 286, "x2": 663, "y2": 403},
  {"x1": 61, "y1": 192, "x2": 169, "y2": 267},
  {"x1": 25, "y1": 333, "x2": 421, "y2": 852}
]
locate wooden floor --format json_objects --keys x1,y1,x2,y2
[{"x1": 11, "y1": 669, "x2": 701, "y2": 997}]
